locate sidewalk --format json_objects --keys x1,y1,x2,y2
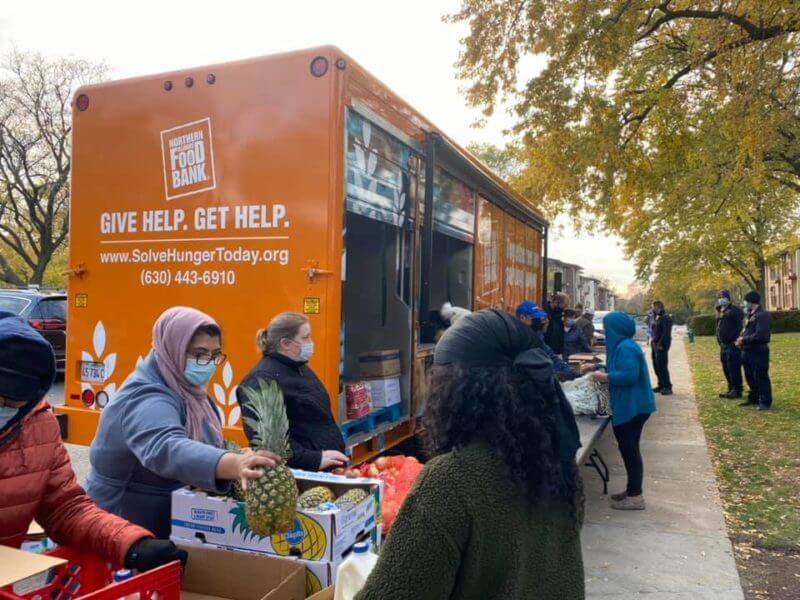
[{"x1": 581, "y1": 337, "x2": 744, "y2": 598}]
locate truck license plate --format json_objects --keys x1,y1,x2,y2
[{"x1": 80, "y1": 361, "x2": 106, "y2": 383}]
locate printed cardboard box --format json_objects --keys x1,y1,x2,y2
[
  {"x1": 171, "y1": 470, "x2": 382, "y2": 563},
  {"x1": 364, "y1": 377, "x2": 401, "y2": 408},
  {"x1": 173, "y1": 531, "x2": 379, "y2": 599},
  {"x1": 300, "y1": 529, "x2": 380, "y2": 596}
]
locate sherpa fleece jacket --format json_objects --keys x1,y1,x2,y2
[{"x1": 356, "y1": 442, "x2": 585, "y2": 600}]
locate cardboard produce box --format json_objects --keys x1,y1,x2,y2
[
  {"x1": 307, "y1": 587, "x2": 334, "y2": 600},
  {"x1": 179, "y1": 545, "x2": 304, "y2": 600},
  {"x1": 364, "y1": 377, "x2": 401, "y2": 408},
  {"x1": 173, "y1": 532, "x2": 378, "y2": 599},
  {"x1": 172, "y1": 470, "x2": 382, "y2": 563},
  {"x1": 358, "y1": 350, "x2": 401, "y2": 378}
]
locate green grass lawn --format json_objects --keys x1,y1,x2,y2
[{"x1": 687, "y1": 334, "x2": 800, "y2": 549}]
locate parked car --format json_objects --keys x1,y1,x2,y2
[
  {"x1": 591, "y1": 310, "x2": 610, "y2": 346},
  {"x1": 633, "y1": 315, "x2": 650, "y2": 341},
  {"x1": 591, "y1": 311, "x2": 648, "y2": 345},
  {"x1": 0, "y1": 289, "x2": 67, "y2": 372}
]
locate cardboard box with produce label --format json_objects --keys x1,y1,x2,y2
[
  {"x1": 364, "y1": 377, "x2": 401, "y2": 408},
  {"x1": 173, "y1": 532, "x2": 379, "y2": 599},
  {"x1": 171, "y1": 470, "x2": 382, "y2": 563}
]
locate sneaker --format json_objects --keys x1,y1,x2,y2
[
  {"x1": 652, "y1": 387, "x2": 662, "y2": 393},
  {"x1": 611, "y1": 495, "x2": 645, "y2": 510},
  {"x1": 610, "y1": 490, "x2": 628, "y2": 501},
  {"x1": 725, "y1": 391, "x2": 743, "y2": 399},
  {"x1": 739, "y1": 401, "x2": 757, "y2": 407},
  {"x1": 660, "y1": 388, "x2": 673, "y2": 396}
]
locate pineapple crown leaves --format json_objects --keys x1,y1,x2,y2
[
  {"x1": 241, "y1": 378, "x2": 291, "y2": 460},
  {"x1": 230, "y1": 504, "x2": 265, "y2": 542}
]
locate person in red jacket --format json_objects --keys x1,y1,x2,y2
[{"x1": 0, "y1": 311, "x2": 185, "y2": 571}]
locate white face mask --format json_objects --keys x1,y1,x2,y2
[
  {"x1": 299, "y1": 341, "x2": 314, "y2": 361},
  {"x1": 288, "y1": 338, "x2": 314, "y2": 361}
]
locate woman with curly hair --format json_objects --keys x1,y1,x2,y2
[{"x1": 356, "y1": 309, "x2": 585, "y2": 600}]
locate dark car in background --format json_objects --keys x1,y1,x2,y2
[{"x1": 0, "y1": 289, "x2": 67, "y2": 372}]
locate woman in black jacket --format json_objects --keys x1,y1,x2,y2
[{"x1": 236, "y1": 312, "x2": 347, "y2": 471}]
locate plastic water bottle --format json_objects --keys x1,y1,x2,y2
[
  {"x1": 333, "y1": 542, "x2": 378, "y2": 600},
  {"x1": 112, "y1": 570, "x2": 140, "y2": 600}
]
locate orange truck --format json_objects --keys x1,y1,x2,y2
[{"x1": 60, "y1": 46, "x2": 549, "y2": 462}]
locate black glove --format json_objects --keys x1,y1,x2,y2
[{"x1": 124, "y1": 538, "x2": 188, "y2": 572}]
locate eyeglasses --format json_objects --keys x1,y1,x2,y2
[{"x1": 189, "y1": 353, "x2": 227, "y2": 366}]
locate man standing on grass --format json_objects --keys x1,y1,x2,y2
[
  {"x1": 736, "y1": 291, "x2": 773, "y2": 411},
  {"x1": 650, "y1": 301, "x2": 673, "y2": 395},
  {"x1": 715, "y1": 289, "x2": 745, "y2": 399}
]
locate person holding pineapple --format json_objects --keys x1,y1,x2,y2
[
  {"x1": 356, "y1": 309, "x2": 585, "y2": 600},
  {"x1": 86, "y1": 307, "x2": 282, "y2": 539},
  {"x1": 237, "y1": 312, "x2": 347, "y2": 472},
  {"x1": 0, "y1": 311, "x2": 185, "y2": 572}
]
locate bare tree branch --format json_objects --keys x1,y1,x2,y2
[{"x1": 0, "y1": 50, "x2": 107, "y2": 284}]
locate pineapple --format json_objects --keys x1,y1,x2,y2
[
  {"x1": 334, "y1": 488, "x2": 369, "y2": 509},
  {"x1": 298, "y1": 486, "x2": 335, "y2": 510},
  {"x1": 241, "y1": 379, "x2": 298, "y2": 535},
  {"x1": 223, "y1": 441, "x2": 246, "y2": 502}
]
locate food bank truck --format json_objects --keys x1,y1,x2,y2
[{"x1": 60, "y1": 46, "x2": 549, "y2": 462}]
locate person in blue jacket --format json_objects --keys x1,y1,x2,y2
[
  {"x1": 516, "y1": 301, "x2": 579, "y2": 380},
  {"x1": 584, "y1": 312, "x2": 656, "y2": 510},
  {"x1": 86, "y1": 306, "x2": 281, "y2": 538}
]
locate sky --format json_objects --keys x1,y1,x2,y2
[{"x1": 0, "y1": 0, "x2": 636, "y2": 292}]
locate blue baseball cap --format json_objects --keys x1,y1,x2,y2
[
  {"x1": 531, "y1": 308, "x2": 548, "y2": 321},
  {"x1": 516, "y1": 300, "x2": 539, "y2": 318}
]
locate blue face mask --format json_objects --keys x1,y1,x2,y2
[
  {"x1": 184, "y1": 359, "x2": 217, "y2": 386},
  {"x1": 718, "y1": 298, "x2": 730, "y2": 307},
  {"x1": 566, "y1": 319, "x2": 576, "y2": 328},
  {"x1": 0, "y1": 405, "x2": 20, "y2": 429}
]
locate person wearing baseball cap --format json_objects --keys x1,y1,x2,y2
[
  {"x1": 715, "y1": 290, "x2": 744, "y2": 399},
  {"x1": 735, "y1": 291, "x2": 773, "y2": 410},
  {"x1": 515, "y1": 300, "x2": 540, "y2": 326},
  {"x1": 0, "y1": 311, "x2": 186, "y2": 571},
  {"x1": 516, "y1": 301, "x2": 579, "y2": 380}
]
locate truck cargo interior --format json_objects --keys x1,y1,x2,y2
[
  {"x1": 341, "y1": 212, "x2": 412, "y2": 421},
  {"x1": 430, "y1": 232, "x2": 473, "y2": 316}
]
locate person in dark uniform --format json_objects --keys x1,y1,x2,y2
[
  {"x1": 650, "y1": 301, "x2": 673, "y2": 395},
  {"x1": 715, "y1": 290, "x2": 745, "y2": 399},
  {"x1": 545, "y1": 292, "x2": 570, "y2": 355},
  {"x1": 736, "y1": 291, "x2": 773, "y2": 411},
  {"x1": 237, "y1": 312, "x2": 348, "y2": 470}
]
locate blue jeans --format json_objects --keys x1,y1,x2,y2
[{"x1": 720, "y1": 343, "x2": 743, "y2": 393}]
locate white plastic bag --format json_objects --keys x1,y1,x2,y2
[{"x1": 561, "y1": 374, "x2": 610, "y2": 416}]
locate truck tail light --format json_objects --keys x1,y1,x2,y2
[{"x1": 81, "y1": 389, "x2": 95, "y2": 407}]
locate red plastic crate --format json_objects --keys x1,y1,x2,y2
[{"x1": 0, "y1": 547, "x2": 181, "y2": 600}]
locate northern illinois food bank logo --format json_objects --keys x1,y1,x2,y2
[{"x1": 160, "y1": 117, "x2": 217, "y2": 200}]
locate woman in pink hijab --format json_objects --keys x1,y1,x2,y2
[{"x1": 86, "y1": 307, "x2": 280, "y2": 539}]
